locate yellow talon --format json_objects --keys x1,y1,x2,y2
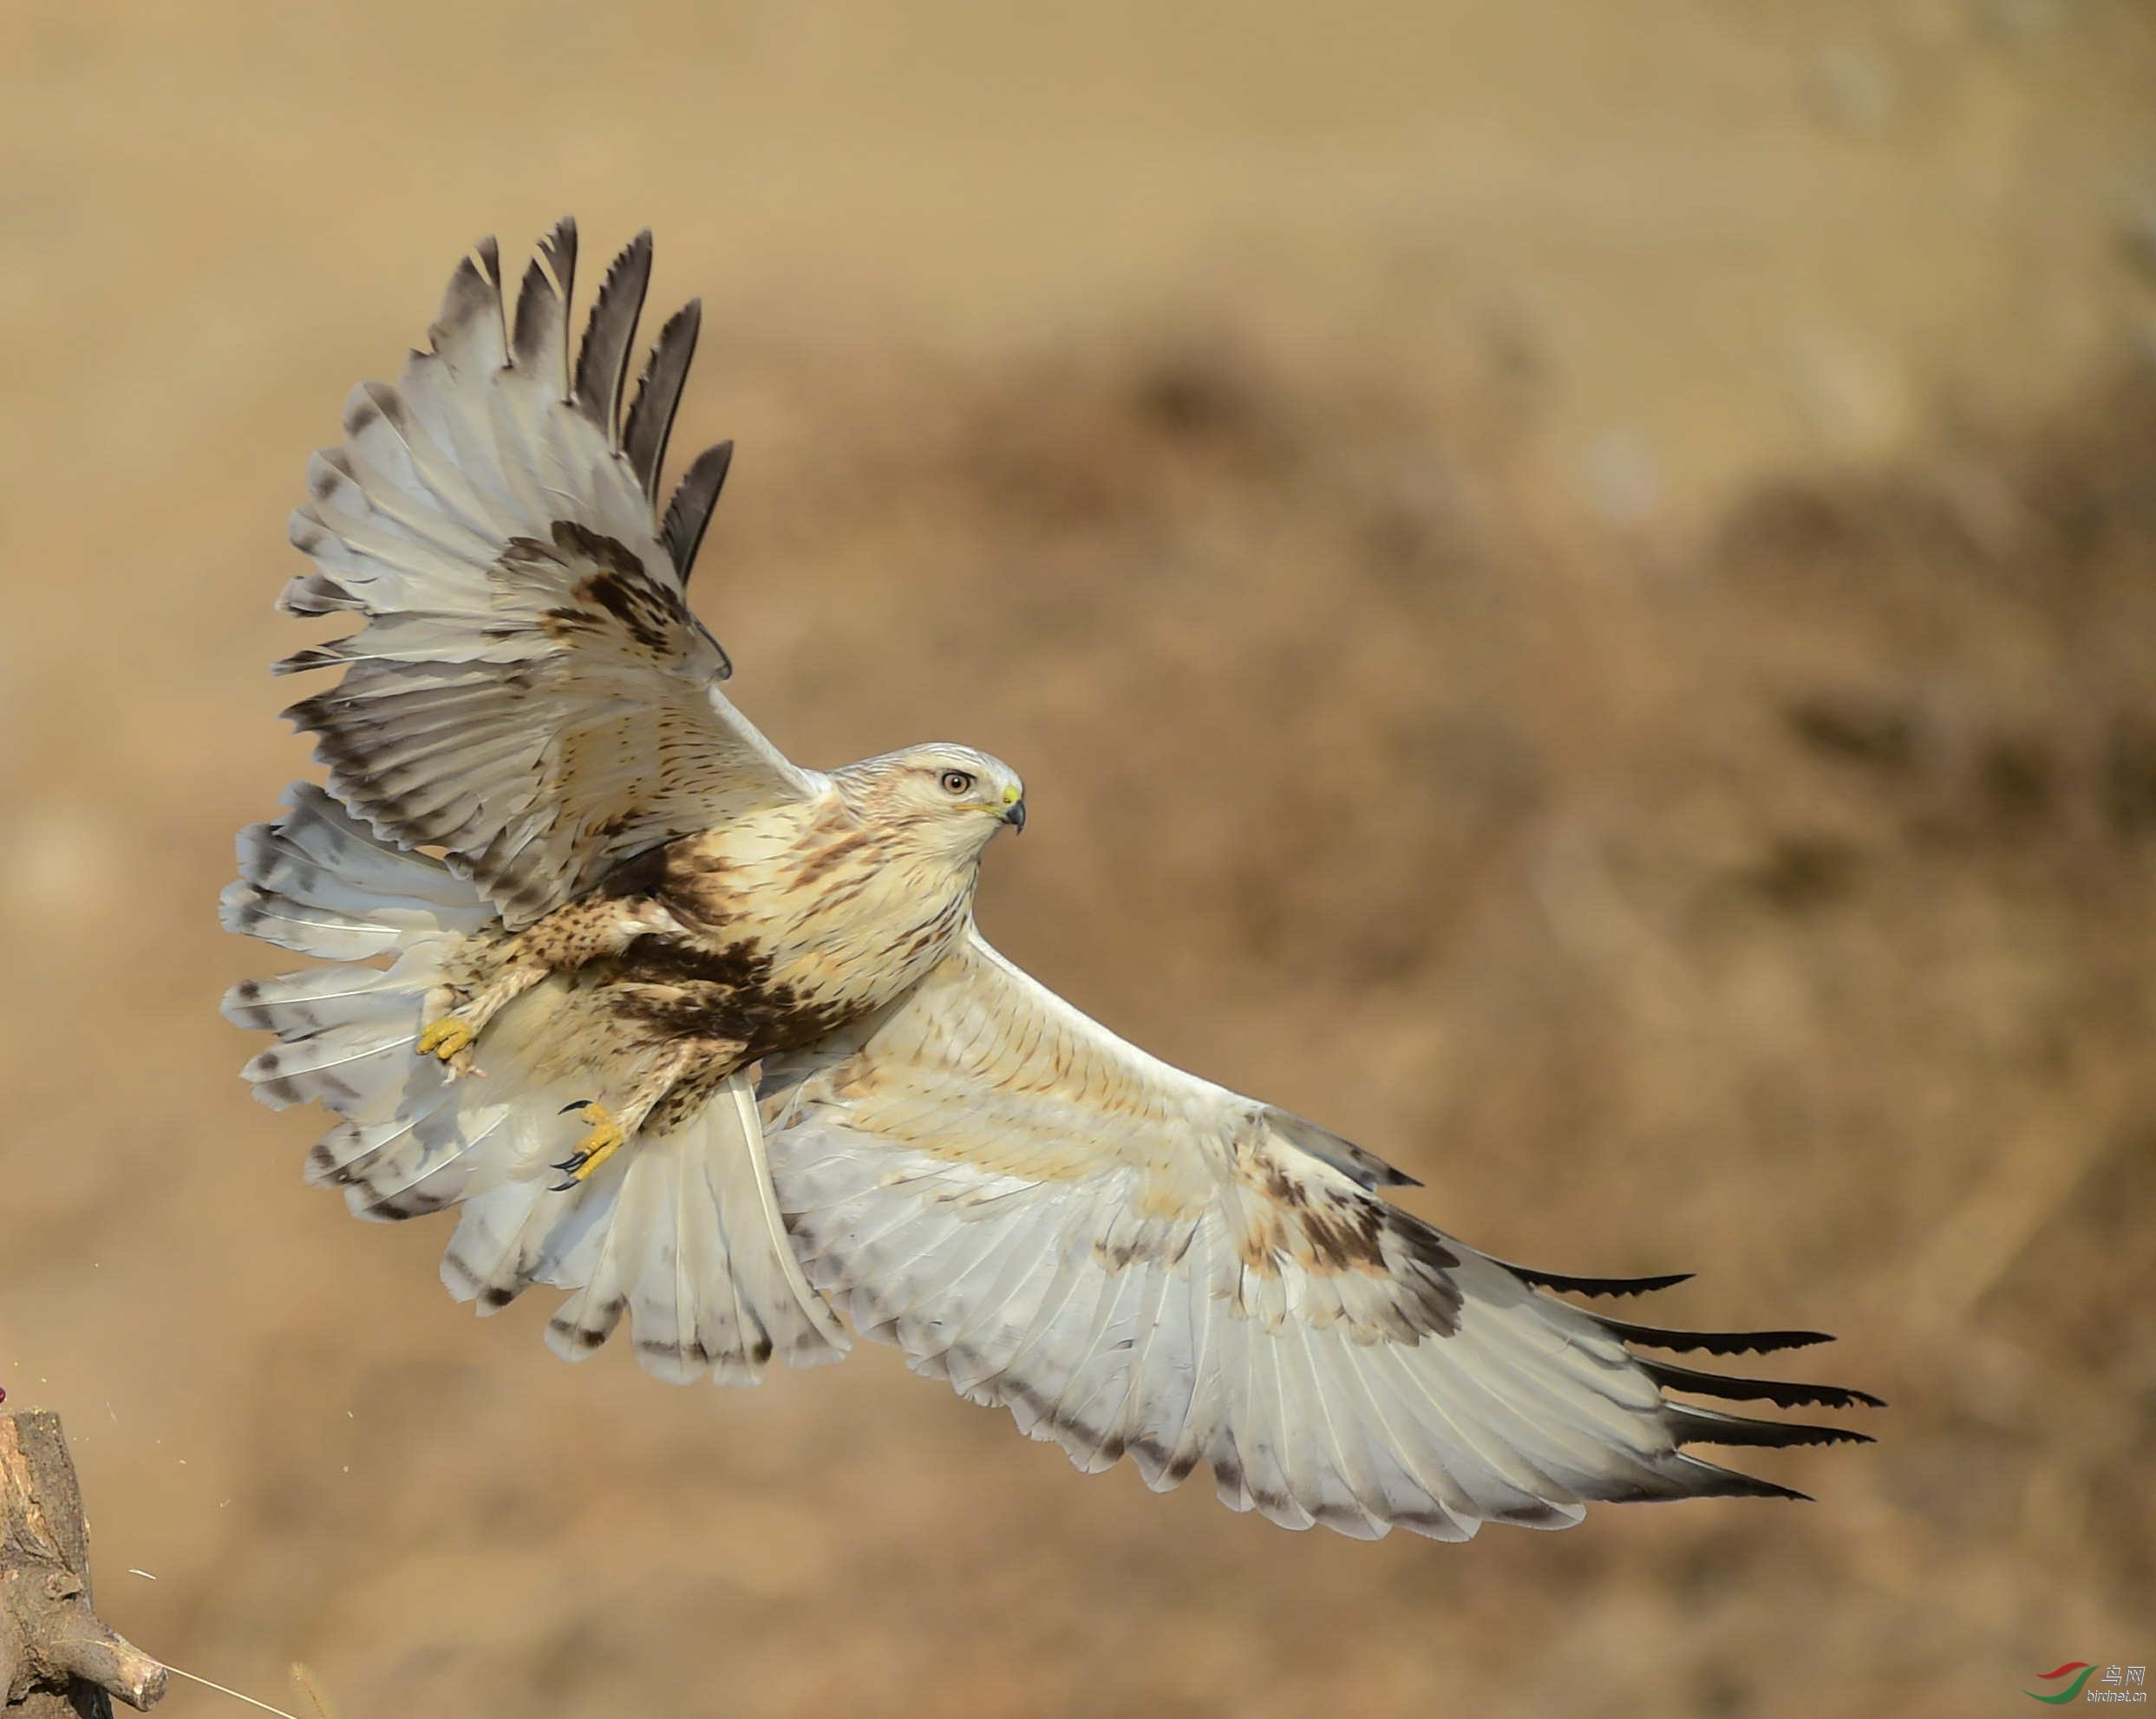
[
  {"x1": 416, "y1": 1016, "x2": 477, "y2": 1062},
  {"x1": 552, "y1": 1101, "x2": 626, "y2": 1188}
]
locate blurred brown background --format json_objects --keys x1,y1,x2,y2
[{"x1": 3, "y1": 3, "x2": 2155, "y2": 1716}]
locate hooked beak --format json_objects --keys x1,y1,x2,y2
[{"x1": 1001, "y1": 792, "x2": 1027, "y2": 833}]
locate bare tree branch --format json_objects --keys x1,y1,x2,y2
[{"x1": 2, "y1": 1410, "x2": 167, "y2": 1716}]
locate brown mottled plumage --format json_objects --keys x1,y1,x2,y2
[
  {"x1": 414, "y1": 747, "x2": 1018, "y2": 1167},
  {"x1": 224, "y1": 222, "x2": 1878, "y2": 1542}
]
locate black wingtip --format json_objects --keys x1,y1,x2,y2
[
  {"x1": 1640, "y1": 1357, "x2": 1886, "y2": 1411},
  {"x1": 1669, "y1": 1406, "x2": 1876, "y2": 1449},
  {"x1": 1592, "y1": 1317, "x2": 1839, "y2": 1356},
  {"x1": 1502, "y1": 1262, "x2": 1696, "y2": 1299},
  {"x1": 430, "y1": 241, "x2": 506, "y2": 362},
  {"x1": 573, "y1": 230, "x2": 655, "y2": 440},
  {"x1": 510, "y1": 257, "x2": 554, "y2": 369},
  {"x1": 663, "y1": 439, "x2": 735, "y2": 585},
  {"x1": 507, "y1": 220, "x2": 578, "y2": 388},
  {"x1": 271, "y1": 646, "x2": 349, "y2": 678},
  {"x1": 539, "y1": 216, "x2": 578, "y2": 303},
  {"x1": 1714, "y1": 1472, "x2": 1815, "y2": 1503},
  {"x1": 624, "y1": 298, "x2": 703, "y2": 507}
]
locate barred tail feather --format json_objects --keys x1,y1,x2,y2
[
  {"x1": 497, "y1": 1073, "x2": 849, "y2": 1382},
  {"x1": 225, "y1": 781, "x2": 847, "y2": 1384}
]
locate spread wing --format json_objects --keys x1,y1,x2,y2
[
  {"x1": 278, "y1": 220, "x2": 813, "y2": 928},
  {"x1": 761, "y1": 932, "x2": 1878, "y2": 1541}
]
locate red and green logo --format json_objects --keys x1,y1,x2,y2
[{"x1": 2028, "y1": 1663, "x2": 2096, "y2": 1703}]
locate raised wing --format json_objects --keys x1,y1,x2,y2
[
  {"x1": 760, "y1": 933, "x2": 1878, "y2": 1540},
  {"x1": 278, "y1": 220, "x2": 813, "y2": 928}
]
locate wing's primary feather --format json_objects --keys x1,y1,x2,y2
[
  {"x1": 663, "y1": 439, "x2": 735, "y2": 588},
  {"x1": 624, "y1": 298, "x2": 702, "y2": 508},
  {"x1": 572, "y1": 229, "x2": 652, "y2": 438},
  {"x1": 761, "y1": 932, "x2": 1877, "y2": 1540},
  {"x1": 276, "y1": 219, "x2": 809, "y2": 928}
]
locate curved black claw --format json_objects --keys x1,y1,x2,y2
[{"x1": 550, "y1": 1099, "x2": 624, "y2": 1192}]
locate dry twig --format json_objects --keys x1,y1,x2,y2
[{"x1": 1, "y1": 1409, "x2": 166, "y2": 1716}]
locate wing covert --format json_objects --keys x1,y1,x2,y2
[
  {"x1": 278, "y1": 220, "x2": 813, "y2": 928},
  {"x1": 759, "y1": 932, "x2": 1877, "y2": 1539}
]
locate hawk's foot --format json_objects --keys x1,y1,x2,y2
[
  {"x1": 552, "y1": 1100, "x2": 627, "y2": 1189},
  {"x1": 415, "y1": 1014, "x2": 480, "y2": 1077}
]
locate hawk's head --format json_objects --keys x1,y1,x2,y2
[{"x1": 839, "y1": 743, "x2": 1026, "y2": 859}]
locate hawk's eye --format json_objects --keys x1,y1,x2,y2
[{"x1": 939, "y1": 769, "x2": 976, "y2": 796}]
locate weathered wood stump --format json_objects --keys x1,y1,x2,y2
[{"x1": 0, "y1": 1410, "x2": 165, "y2": 1716}]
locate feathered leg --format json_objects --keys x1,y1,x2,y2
[{"x1": 417, "y1": 893, "x2": 679, "y2": 1075}]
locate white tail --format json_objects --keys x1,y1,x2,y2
[{"x1": 223, "y1": 782, "x2": 849, "y2": 1382}]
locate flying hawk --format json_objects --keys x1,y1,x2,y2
[{"x1": 223, "y1": 221, "x2": 1878, "y2": 1541}]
